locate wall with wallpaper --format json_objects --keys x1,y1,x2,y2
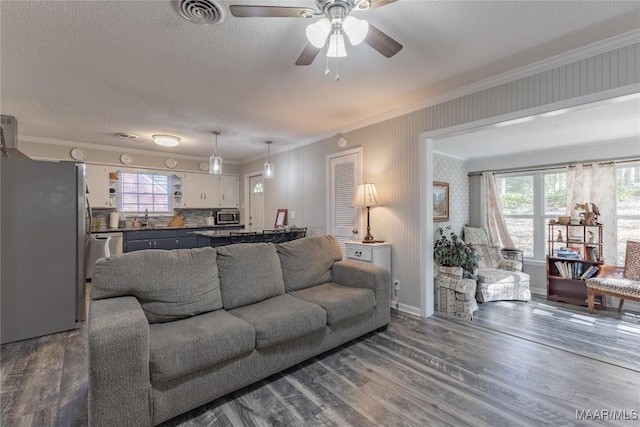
[{"x1": 432, "y1": 153, "x2": 469, "y2": 239}]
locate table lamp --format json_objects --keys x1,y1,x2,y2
[{"x1": 351, "y1": 182, "x2": 381, "y2": 243}]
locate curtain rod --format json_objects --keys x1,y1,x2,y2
[{"x1": 467, "y1": 157, "x2": 640, "y2": 177}]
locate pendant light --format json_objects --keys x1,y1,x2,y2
[
  {"x1": 263, "y1": 140, "x2": 274, "y2": 179},
  {"x1": 209, "y1": 131, "x2": 222, "y2": 175}
]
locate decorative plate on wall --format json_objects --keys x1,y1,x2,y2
[
  {"x1": 120, "y1": 153, "x2": 133, "y2": 165},
  {"x1": 199, "y1": 161, "x2": 210, "y2": 172},
  {"x1": 165, "y1": 158, "x2": 178, "y2": 169},
  {"x1": 70, "y1": 147, "x2": 87, "y2": 161}
]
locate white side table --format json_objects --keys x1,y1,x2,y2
[
  {"x1": 344, "y1": 241, "x2": 391, "y2": 272},
  {"x1": 344, "y1": 241, "x2": 393, "y2": 306}
]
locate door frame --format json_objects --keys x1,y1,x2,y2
[
  {"x1": 325, "y1": 147, "x2": 363, "y2": 236},
  {"x1": 243, "y1": 170, "x2": 264, "y2": 231}
]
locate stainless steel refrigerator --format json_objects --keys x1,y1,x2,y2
[{"x1": 1, "y1": 158, "x2": 86, "y2": 344}]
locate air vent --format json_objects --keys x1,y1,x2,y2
[{"x1": 176, "y1": 0, "x2": 227, "y2": 25}]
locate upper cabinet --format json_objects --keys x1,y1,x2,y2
[
  {"x1": 219, "y1": 175, "x2": 239, "y2": 208},
  {"x1": 183, "y1": 173, "x2": 239, "y2": 209},
  {"x1": 86, "y1": 164, "x2": 117, "y2": 209}
]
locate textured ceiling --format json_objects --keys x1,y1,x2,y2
[{"x1": 1, "y1": 0, "x2": 639, "y2": 162}]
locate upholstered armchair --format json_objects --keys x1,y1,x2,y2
[
  {"x1": 471, "y1": 244, "x2": 531, "y2": 303},
  {"x1": 463, "y1": 225, "x2": 531, "y2": 303},
  {"x1": 585, "y1": 240, "x2": 640, "y2": 314},
  {"x1": 435, "y1": 266, "x2": 478, "y2": 321}
]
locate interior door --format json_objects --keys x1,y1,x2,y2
[
  {"x1": 248, "y1": 174, "x2": 264, "y2": 231},
  {"x1": 328, "y1": 150, "x2": 361, "y2": 251}
]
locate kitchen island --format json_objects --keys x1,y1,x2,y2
[{"x1": 194, "y1": 227, "x2": 307, "y2": 247}]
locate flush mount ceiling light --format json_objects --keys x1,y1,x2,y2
[
  {"x1": 263, "y1": 140, "x2": 275, "y2": 180},
  {"x1": 209, "y1": 130, "x2": 222, "y2": 175},
  {"x1": 228, "y1": 0, "x2": 402, "y2": 81},
  {"x1": 152, "y1": 134, "x2": 180, "y2": 147}
]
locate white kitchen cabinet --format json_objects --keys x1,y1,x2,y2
[
  {"x1": 218, "y1": 175, "x2": 239, "y2": 208},
  {"x1": 183, "y1": 173, "x2": 220, "y2": 208},
  {"x1": 85, "y1": 164, "x2": 116, "y2": 208}
]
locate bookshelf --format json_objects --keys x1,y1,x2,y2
[{"x1": 546, "y1": 223, "x2": 604, "y2": 307}]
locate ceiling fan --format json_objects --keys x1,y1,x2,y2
[{"x1": 228, "y1": 0, "x2": 403, "y2": 68}]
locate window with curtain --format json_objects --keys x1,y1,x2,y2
[
  {"x1": 497, "y1": 170, "x2": 567, "y2": 259},
  {"x1": 616, "y1": 163, "x2": 640, "y2": 264},
  {"x1": 119, "y1": 171, "x2": 172, "y2": 213}
]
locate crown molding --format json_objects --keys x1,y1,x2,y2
[
  {"x1": 18, "y1": 134, "x2": 240, "y2": 164},
  {"x1": 242, "y1": 30, "x2": 640, "y2": 164}
]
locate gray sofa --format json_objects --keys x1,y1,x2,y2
[{"x1": 88, "y1": 235, "x2": 390, "y2": 426}]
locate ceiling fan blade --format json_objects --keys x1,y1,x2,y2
[
  {"x1": 364, "y1": 24, "x2": 402, "y2": 58},
  {"x1": 367, "y1": 0, "x2": 399, "y2": 10},
  {"x1": 229, "y1": 5, "x2": 314, "y2": 18},
  {"x1": 295, "y1": 43, "x2": 321, "y2": 66}
]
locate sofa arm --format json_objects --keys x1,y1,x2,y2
[
  {"x1": 89, "y1": 296, "x2": 152, "y2": 427},
  {"x1": 332, "y1": 260, "x2": 391, "y2": 326},
  {"x1": 499, "y1": 259, "x2": 522, "y2": 272}
]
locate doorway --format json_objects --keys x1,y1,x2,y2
[
  {"x1": 247, "y1": 173, "x2": 264, "y2": 232},
  {"x1": 326, "y1": 148, "x2": 362, "y2": 252}
]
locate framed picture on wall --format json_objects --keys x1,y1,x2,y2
[
  {"x1": 433, "y1": 182, "x2": 449, "y2": 222},
  {"x1": 274, "y1": 209, "x2": 287, "y2": 229}
]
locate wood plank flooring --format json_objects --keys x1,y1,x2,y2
[{"x1": 1, "y1": 299, "x2": 639, "y2": 427}]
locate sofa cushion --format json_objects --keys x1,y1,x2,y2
[
  {"x1": 230, "y1": 294, "x2": 326, "y2": 349},
  {"x1": 216, "y1": 243, "x2": 285, "y2": 310},
  {"x1": 290, "y1": 283, "x2": 375, "y2": 325},
  {"x1": 148, "y1": 310, "x2": 255, "y2": 384},
  {"x1": 276, "y1": 235, "x2": 343, "y2": 292},
  {"x1": 92, "y1": 247, "x2": 222, "y2": 323},
  {"x1": 477, "y1": 268, "x2": 529, "y2": 285}
]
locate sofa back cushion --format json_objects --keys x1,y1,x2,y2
[
  {"x1": 276, "y1": 235, "x2": 343, "y2": 292},
  {"x1": 92, "y1": 247, "x2": 222, "y2": 323},
  {"x1": 216, "y1": 243, "x2": 285, "y2": 309}
]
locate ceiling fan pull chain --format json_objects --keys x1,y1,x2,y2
[
  {"x1": 335, "y1": 56, "x2": 340, "y2": 82},
  {"x1": 325, "y1": 56, "x2": 331, "y2": 76}
]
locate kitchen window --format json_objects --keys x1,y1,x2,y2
[{"x1": 119, "y1": 171, "x2": 172, "y2": 214}]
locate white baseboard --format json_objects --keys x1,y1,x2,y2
[{"x1": 391, "y1": 302, "x2": 422, "y2": 317}]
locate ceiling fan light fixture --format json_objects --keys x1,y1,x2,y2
[
  {"x1": 306, "y1": 18, "x2": 331, "y2": 48},
  {"x1": 326, "y1": 32, "x2": 347, "y2": 58},
  {"x1": 342, "y1": 16, "x2": 369, "y2": 45},
  {"x1": 152, "y1": 134, "x2": 180, "y2": 147}
]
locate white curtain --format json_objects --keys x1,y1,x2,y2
[
  {"x1": 483, "y1": 172, "x2": 516, "y2": 249},
  {"x1": 566, "y1": 163, "x2": 616, "y2": 264}
]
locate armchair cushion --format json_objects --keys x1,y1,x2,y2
[
  {"x1": 624, "y1": 240, "x2": 640, "y2": 281},
  {"x1": 472, "y1": 245, "x2": 507, "y2": 270},
  {"x1": 464, "y1": 226, "x2": 489, "y2": 245}
]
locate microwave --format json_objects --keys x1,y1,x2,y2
[{"x1": 216, "y1": 210, "x2": 240, "y2": 225}]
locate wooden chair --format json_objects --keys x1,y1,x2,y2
[
  {"x1": 229, "y1": 231, "x2": 257, "y2": 244},
  {"x1": 586, "y1": 241, "x2": 640, "y2": 314}
]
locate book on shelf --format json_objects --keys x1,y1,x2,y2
[
  {"x1": 585, "y1": 245, "x2": 600, "y2": 262},
  {"x1": 580, "y1": 265, "x2": 600, "y2": 280}
]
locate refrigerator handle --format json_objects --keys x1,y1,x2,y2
[{"x1": 86, "y1": 184, "x2": 92, "y2": 236}]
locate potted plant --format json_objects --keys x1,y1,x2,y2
[{"x1": 434, "y1": 226, "x2": 479, "y2": 279}]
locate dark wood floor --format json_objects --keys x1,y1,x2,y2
[{"x1": 2, "y1": 299, "x2": 639, "y2": 427}]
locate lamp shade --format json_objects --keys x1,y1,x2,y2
[
  {"x1": 263, "y1": 161, "x2": 275, "y2": 179},
  {"x1": 342, "y1": 16, "x2": 369, "y2": 45},
  {"x1": 326, "y1": 33, "x2": 347, "y2": 58},
  {"x1": 306, "y1": 18, "x2": 331, "y2": 48},
  {"x1": 209, "y1": 154, "x2": 222, "y2": 174},
  {"x1": 351, "y1": 182, "x2": 381, "y2": 208}
]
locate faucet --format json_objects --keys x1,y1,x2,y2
[{"x1": 141, "y1": 209, "x2": 149, "y2": 227}]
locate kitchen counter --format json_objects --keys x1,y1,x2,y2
[{"x1": 91, "y1": 224, "x2": 244, "y2": 233}]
